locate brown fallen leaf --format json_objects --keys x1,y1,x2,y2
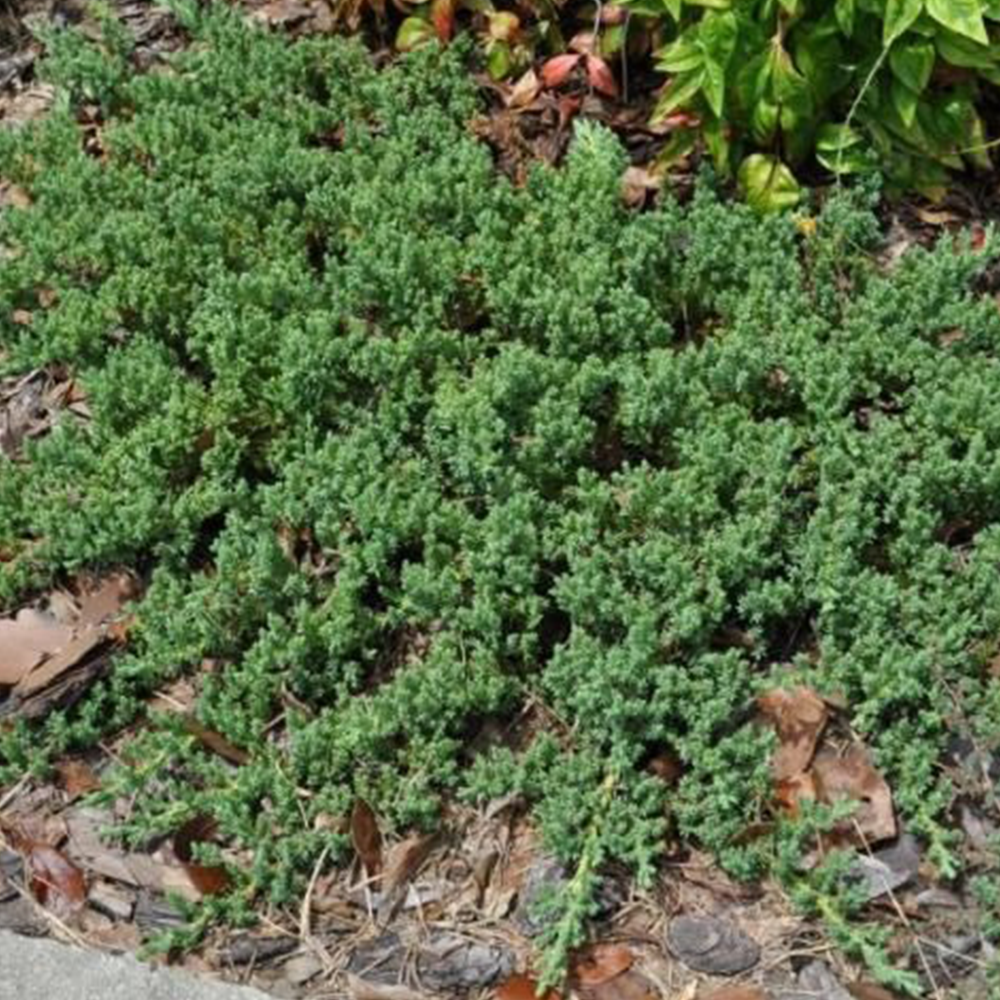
[
  {"x1": 758, "y1": 686, "x2": 828, "y2": 780},
  {"x1": 173, "y1": 814, "x2": 230, "y2": 897},
  {"x1": 55, "y1": 759, "x2": 101, "y2": 799},
  {"x1": 181, "y1": 715, "x2": 250, "y2": 765},
  {"x1": 0, "y1": 182, "x2": 31, "y2": 209},
  {"x1": 848, "y1": 983, "x2": 900, "y2": 1000},
  {"x1": 348, "y1": 975, "x2": 431, "y2": 1000},
  {"x1": 507, "y1": 69, "x2": 542, "y2": 110},
  {"x1": 698, "y1": 987, "x2": 770, "y2": 1000},
  {"x1": 647, "y1": 750, "x2": 682, "y2": 785},
  {"x1": 25, "y1": 843, "x2": 87, "y2": 916},
  {"x1": 582, "y1": 969, "x2": 657, "y2": 1000},
  {"x1": 0, "y1": 608, "x2": 75, "y2": 686},
  {"x1": 383, "y1": 831, "x2": 439, "y2": 891},
  {"x1": 622, "y1": 166, "x2": 662, "y2": 209},
  {"x1": 811, "y1": 744, "x2": 896, "y2": 845},
  {"x1": 496, "y1": 973, "x2": 562, "y2": 1000},
  {"x1": 571, "y1": 943, "x2": 634, "y2": 987},
  {"x1": 351, "y1": 798, "x2": 383, "y2": 877},
  {"x1": 14, "y1": 627, "x2": 107, "y2": 697}
]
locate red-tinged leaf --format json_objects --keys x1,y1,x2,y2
[
  {"x1": 495, "y1": 974, "x2": 562, "y2": 1000},
  {"x1": 571, "y1": 942, "x2": 634, "y2": 986},
  {"x1": 585, "y1": 55, "x2": 619, "y2": 98},
  {"x1": 660, "y1": 111, "x2": 701, "y2": 129},
  {"x1": 351, "y1": 799, "x2": 383, "y2": 876},
  {"x1": 27, "y1": 843, "x2": 86, "y2": 913},
  {"x1": 557, "y1": 95, "x2": 582, "y2": 129},
  {"x1": 181, "y1": 714, "x2": 250, "y2": 765},
  {"x1": 541, "y1": 53, "x2": 581, "y2": 89},
  {"x1": 431, "y1": 0, "x2": 454, "y2": 42}
]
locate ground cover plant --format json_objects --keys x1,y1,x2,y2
[{"x1": 2, "y1": 3, "x2": 1000, "y2": 991}]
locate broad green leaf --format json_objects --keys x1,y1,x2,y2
[
  {"x1": 890, "y1": 38, "x2": 936, "y2": 91},
  {"x1": 935, "y1": 28, "x2": 996, "y2": 68},
  {"x1": 767, "y1": 41, "x2": 807, "y2": 101},
  {"x1": 396, "y1": 16, "x2": 436, "y2": 51},
  {"x1": 486, "y1": 40, "x2": 513, "y2": 78},
  {"x1": 750, "y1": 99, "x2": 780, "y2": 143},
  {"x1": 926, "y1": 0, "x2": 988, "y2": 43},
  {"x1": 835, "y1": 0, "x2": 855, "y2": 35},
  {"x1": 697, "y1": 11, "x2": 738, "y2": 114},
  {"x1": 685, "y1": 0, "x2": 731, "y2": 8},
  {"x1": 651, "y1": 70, "x2": 706, "y2": 121},
  {"x1": 883, "y1": 0, "x2": 924, "y2": 44},
  {"x1": 702, "y1": 59, "x2": 726, "y2": 115},
  {"x1": 815, "y1": 123, "x2": 873, "y2": 173},
  {"x1": 739, "y1": 154, "x2": 800, "y2": 212},
  {"x1": 699, "y1": 11, "x2": 738, "y2": 67},
  {"x1": 891, "y1": 77, "x2": 919, "y2": 126},
  {"x1": 702, "y1": 117, "x2": 732, "y2": 175},
  {"x1": 656, "y1": 35, "x2": 705, "y2": 73},
  {"x1": 664, "y1": 0, "x2": 683, "y2": 17},
  {"x1": 778, "y1": 0, "x2": 801, "y2": 14}
]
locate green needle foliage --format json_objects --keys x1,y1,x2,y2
[{"x1": 2, "y1": 3, "x2": 1000, "y2": 985}]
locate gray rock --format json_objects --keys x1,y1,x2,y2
[
  {"x1": 416, "y1": 933, "x2": 514, "y2": 992},
  {"x1": 776, "y1": 961, "x2": 852, "y2": 1000},
  {"x1": 0, "y1": 930, "x2": 272, "y2": 1000},
  {"x1": 665, "y1": 914, "x2": 760, "y2": 975}
]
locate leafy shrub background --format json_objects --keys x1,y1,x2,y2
[
  {"x1": 3, "y1": 2, "x2": 1000, "y2": 977},
  {"x1": 642, "y1": 0, "x2": 1000, "y2": 204}
]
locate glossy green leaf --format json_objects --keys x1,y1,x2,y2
[
  {"x1": 738, "y1": 154, "x2": 800, "y2": 212},
  {"x1": 651, "y1": 70, "x2": 706, "y2": 120},
  {"x1": 926, "y1": 0, "x2": 988, "y2": 43},
  {"x1": 835, "y1": 0, "x2": 855, "y2": 35},
  {"x1": 890, "y1": 38, "x2": 936, "y2": 92},
  {"x1": 891, "y1": 77, "x2": 919, "y2": 126},
  {"x1": 396, "y1": 16, "x2": 436, "y2": 51},
  {"x1": 883, "y1": 0, "x2": 924, "y2": 44}
]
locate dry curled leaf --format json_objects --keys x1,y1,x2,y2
[
  {"x1": 55, "y1": 759, "x2": 101, "y2": 798},
  {"x1": 811, "y1": 744, "x2": 896, "y2": 845},
  {"x1": 758, "y1": 686, "x2": 828, "y2": 780},
  {"x1": 351, "y1": 798, "x2": 383, "y2": 876},
  {"x1": 173, "y1": 814, "x2": 230, "y2": 897},
  {"x1": 0, "y1": 609, "x2": 74, "y2": 686},
  {"x1": 507, "y1": 69, "x2": 542, "y2": 110},
  {"x1": 25, "y1": 843, "x2": 87, "y2": 915},
  {"x1": 181, "y1": 714, "x2": 250, "y2": 765},
  {"x1": 572, "y1": 943, "x2": 634, "y2": 986}
]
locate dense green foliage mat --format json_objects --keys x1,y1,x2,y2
[{"x1": 2, "y1": 3, "x2": 1000, "y2": 980}]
